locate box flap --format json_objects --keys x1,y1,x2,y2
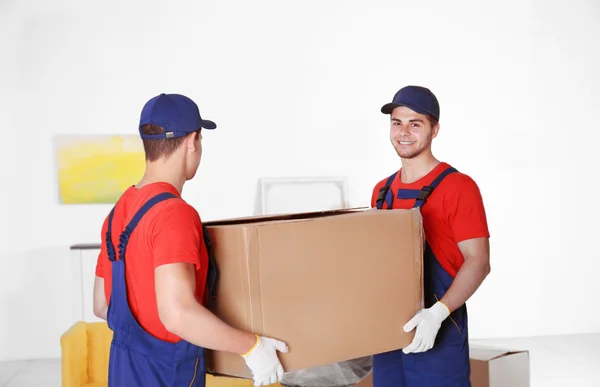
[
  {"x1": 204, "y1": 207, "x2": 369, "y2": 226},
  {"x1": 469, "y1": 345, "x2": 529, "y2": 361}
]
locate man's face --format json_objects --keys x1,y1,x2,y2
[{"x1": 389, "y1": 106, "x2": 439, "y2": 159}]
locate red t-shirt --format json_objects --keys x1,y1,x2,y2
[
  {"x1": 95, "y1": 182, "x2": 209, "y2": 343},
  {"x1": 371, "y1": 162, "x2": 490, "y2": 277}
]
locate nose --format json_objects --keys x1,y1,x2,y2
[{"x1": 398, "y1": 123, "x2": 411, "y2": 136}]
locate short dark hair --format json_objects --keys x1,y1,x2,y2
[
  {"x1": 140, "y1": 124, "x2": 199, "y2": 162},
  {"x1": 426, "y1": 114, "x2": 439, "y2": 128}
]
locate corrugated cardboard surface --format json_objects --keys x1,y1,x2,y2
[
  {"x1": 470, "y1": 346, "x2": 530, "y2": 387},
  {"x1": 204, "y1": 208, "x2": 424, "y2": 378}
]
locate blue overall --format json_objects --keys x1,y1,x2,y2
[
  {"x1": 104, "y1": 192, "x2": 218, "y2": 387},
  {"x1": 372, "y1": 166, "x2": 471, "y2": 387}
]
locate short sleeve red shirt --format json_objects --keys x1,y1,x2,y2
[
  {"x1": 371, "y1": 162, "x2": 490, "y2": 277},
  {"x1": 95, "y1": 182, "x2": 209, "y2": 343}
]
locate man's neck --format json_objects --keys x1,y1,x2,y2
[
  {"x1": 400, "y1": 153, "x2": 441, "y2": 184},
  {"x1": 136, "y1": 161, "x2": 186, "y2": 194}
]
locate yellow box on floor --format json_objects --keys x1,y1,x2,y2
[{"x1": 60, "y1": 321, "x2": 272, "y2": 387}]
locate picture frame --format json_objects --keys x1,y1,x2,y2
[{"x1": 53, "y1": 134, "x2": 145, "y2": 204}]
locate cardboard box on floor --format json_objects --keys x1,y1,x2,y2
[
  {"x1": 470, "y1": 346, "x2": 530, "y2": 387},
  {"x1": 202, "y1": 207, "x2": 425, "y2": 379},
  {"x1": 351, "y1": 346, "x2": 531, "y2": 387}
]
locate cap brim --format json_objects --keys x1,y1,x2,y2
[
  {"x1": 200, "y1": 119, "x2": 217, "y2": 130},
  {"x1": 381, "y1": 103, "x2": 401, "y2": 114},
  {"x1": 381, "y1": 102, "x2": 435, "y2": 119}
]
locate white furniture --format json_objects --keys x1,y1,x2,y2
[
  {"x1": 258, "y1": 177, "x2": 349, "y2": 215},
  {"x1": 70, "y1": 244, "x2": 104, "y2": 323}
]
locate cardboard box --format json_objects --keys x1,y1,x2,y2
[
  {"x1": 203, "y1": 208, "x2": 425, "y2": 378},
  {"x1": 470, "y1": 346, "x2": 530, "y2": 387}
]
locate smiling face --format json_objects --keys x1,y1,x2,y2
[{"x1": 389, "y1": 106, "x2": 440, "y2": 160}]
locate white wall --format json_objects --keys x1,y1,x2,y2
[{"x1": 1, "y1": 0, "x2": 599, "y2": 361}]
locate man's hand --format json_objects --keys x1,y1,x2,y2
[
  {"x1": 402, "y1": 301, "x2": 450, "y2": 354},
  {"x1": 242, "y1": 335, "x2": 289, "y2": 386}
]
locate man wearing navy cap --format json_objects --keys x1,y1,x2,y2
[
  {"x1": 371, "y1": 86, "x2": 491, "y2": 387},
  {"x1": 93, "y1": 93, "x2": 288, "y2": 387}
]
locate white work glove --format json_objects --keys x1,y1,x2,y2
[
  {"x1": 402, "y1": 301, "x2": 450, "y2": 354},
  {"x1": 242, "y1": 335, "x2": 289, "y2": 386}
]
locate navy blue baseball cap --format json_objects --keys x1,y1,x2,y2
[
  {"x1": 381, "y1": 86, "x2": 440, "y2": 121},
  {"x1": 138, "y1": 93, "x2": 217, "y2": 140}
]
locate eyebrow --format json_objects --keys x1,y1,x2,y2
[{"x1": 391, "y1": 118, "x2": 424, "y2": 123}]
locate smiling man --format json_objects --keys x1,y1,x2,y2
[{"x1": 370, "y1": 85, "x2": 491, "y2": 387}]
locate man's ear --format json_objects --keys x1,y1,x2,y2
[
  {"x1": 432, "y1": 123, "x2": 440, "y2": 139},
  {"x1": 186, "y1": 131, "x2": 198, "y2": 150}
]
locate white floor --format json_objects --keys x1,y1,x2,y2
[{"x1": 0, "y1": 334, "x2": 598, "y2": 387}]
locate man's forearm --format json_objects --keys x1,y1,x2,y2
[
  {"x1": 93, "y1": 276, "x2": 108, "y2": 321},
  {"x1": 155, "y1": 263, "x2": 259, "y2": 356},
  {"x1": 164, "y1": 300, "x2": 257, "y2": 356},
  {"x1": 98, "y1": 306, "x2": 108, "y2": 321},
  {"x1": 440, "y1": 257, "x2": 490, "y2": 313}
]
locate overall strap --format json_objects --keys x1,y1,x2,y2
[
  {"x1": 202, "y1": 224, "x2": 219, "y2": 308},
  {"x1": 106, "y1": 207, "x2": 118, "y2": 261},
  {"x1": 105, "y1": 192, "x2": 178, "y2": 263},
  {"x1": 104, "y1": 192, "x2": 220, "y2": 306},
  {"x1": 412, "y1": 166, "x2": 458, "y2": 209},
  {"x1": 375, "y1": 171, "x2": 399, "y2": 210},
  {"x1": 374, "y1": 166, "x2": 459, "y2": 211},
  {"x1": 119, "y1": 192, "x2": 178, "y2": 263}
]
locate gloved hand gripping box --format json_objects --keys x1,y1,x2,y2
[{"x1": 202, "y1": 207, "x2": 425, "y2": 379}]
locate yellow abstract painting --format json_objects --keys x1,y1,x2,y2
[{"x1": 55, "y1": 135, "x2": 145, "y2": 204}]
